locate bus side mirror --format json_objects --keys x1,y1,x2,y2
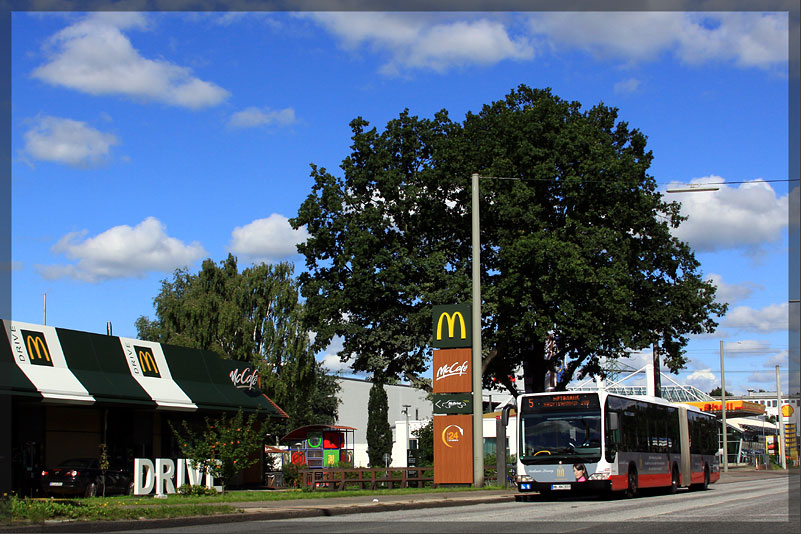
[
  {"x1": 608, "y1": 413, "x2": 619, "y2": 431},
  {"x1": 501, "y1": 405, "x2": 512, "y2": 426}
]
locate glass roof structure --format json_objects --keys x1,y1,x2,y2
[{"x1": 568, "y1": 384, "x2": 715, "y2": 403}]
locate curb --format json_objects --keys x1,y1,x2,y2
[{"x1": 0, "y1": 494, "x2": 516, "y2": 533}]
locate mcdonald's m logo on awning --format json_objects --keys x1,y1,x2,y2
[
  {"x1": 432, "y1": 304, "x2": 471, "y2": 348},
  {"x1": 135, "y1": 346, "x2": 161, "y2": 378},
  {"x1": 22, "y1": 330, "x2": 54, "y2": 367}
]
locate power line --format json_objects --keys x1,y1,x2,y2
[{"x1": 478, "y1": 176, "x2": 798, "y2": 186}]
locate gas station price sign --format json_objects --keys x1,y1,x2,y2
[{"x1": 522, "y1": 393, "x2": 599, "y2": 412}]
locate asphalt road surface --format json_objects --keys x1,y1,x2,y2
[{"x1": 117, "y1": 475, "x2": 798, "y2": 534}]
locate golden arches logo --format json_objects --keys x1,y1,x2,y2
[
  {"x1": 23, "y1": 331, "x2": 53, "y2": 367},
  {"x1": 441, "y1": 424, "x2": 464, "y2": 448},
  {"x1": 135, "y1": 347, "x2": 160, "y2": 378},
  {"x1": 436, "y1": 312, "x2": 467, "y2": 341}
]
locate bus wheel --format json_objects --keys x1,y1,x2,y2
[
  {"x1": 625, "y1": 466, "x2": 638, "y2": 498},
  {"x1": 668, "y1": 465, "x2": 679, "y2": 494},
  {"x1": 691, "y1": 465, "x2": 710, "y2": 491}
]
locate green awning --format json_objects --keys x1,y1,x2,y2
[{"x1": 1, "y1": 319, "x2": 286, "y2": 418}]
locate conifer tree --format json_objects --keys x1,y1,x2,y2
[{"x1": 366, "y1": 380, "x2": 393, "y2": 467}]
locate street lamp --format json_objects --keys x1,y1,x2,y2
[
  {"x1": 402, "y1": 404, "x2": 411, "y2": 467},
  {"x1": 665, "y1": 184, "x2": 720, "y2": 193}
]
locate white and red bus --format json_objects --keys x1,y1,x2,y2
[{"x1": 513, "y1": 391, "x2": 720, "y2": 498}]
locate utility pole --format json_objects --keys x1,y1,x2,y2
[
  {"x1": 471, "y1": 172, "x2": 484, "y2": 488},
  {"x1": 776, "y1": 366, "x2": 787, "y2": 469},
  {"x1": 720, "y1": 340, "x2": 728, "y2": 472}
]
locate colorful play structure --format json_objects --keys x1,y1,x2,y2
[{"x1": 280, "y1": 424, "x2": 356, "y2": 468}]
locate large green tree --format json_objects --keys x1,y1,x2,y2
[
  {"x1": 291, "y1": 85, "x2": 726, "y2": 395},
  {"x1": 136, "y1": 255, "x2": 340, "y2": 436}
]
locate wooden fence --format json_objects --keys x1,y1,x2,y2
[{"x1": 300, "y1": 467, "x2": 434, "y2": 491}]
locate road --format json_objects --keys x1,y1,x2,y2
[{"x1": 118, "y1": 475, "x2": 798, "y2": 533}]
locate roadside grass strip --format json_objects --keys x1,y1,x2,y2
[
  {"x1": 1, "y1": 485, "x2": 505, "y2": 523},
  {"x1": 1, "y1": 495, "x2": 236, "y2": 525}
]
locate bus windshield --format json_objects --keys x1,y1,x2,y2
[{"x1": 520, "y1": 396, "x2": 602, "y2": 464}]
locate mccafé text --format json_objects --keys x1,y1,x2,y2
[{"x1": 435, "y1": 361, "x2": 469, "y2": 381}]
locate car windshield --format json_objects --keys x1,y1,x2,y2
[
  {"x1": 56, "y1": 458, "x2": 97, "y2": 469},
  {"x1": 521, "y1": 410, "x2": 602, "y2": 464}
]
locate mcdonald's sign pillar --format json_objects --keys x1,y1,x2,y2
[{"x1": 432, "y1": 304, "x2": 473, "y2": 485}]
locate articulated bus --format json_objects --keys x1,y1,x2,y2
[{"x1": 513, "y1": 391, "x2": 720, "y2": 498}]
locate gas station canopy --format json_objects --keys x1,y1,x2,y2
[{"x1": 683, "y1": 400, "x2": 766, "y2": 418}]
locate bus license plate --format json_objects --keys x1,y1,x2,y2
[
  {"x1": 49, "y1": 482, "x2": 63, "y2": 487},
  {"x1": 551, "y1": 484, "x2": 570, "y2": 490}
]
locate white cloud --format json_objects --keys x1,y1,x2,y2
[
  {"x1": 684, "y1": 368, "x2": 719, "y2": 393},
  {"x1": 706, "y1": 274, "x2": 761, "y2": 306},
  {"x1": 667, "y1": 177, "x2": 788, "y2": 253},
  {"x1": 32, "y1": 13, "x2": 229, "y2": 109},
  {"x1": 228, "y1": 214, "x2": 309, "y2": 263},
  {"x1": 22, "y1": 115, "x2": 118, "y2": 167},
  {"x1": 38, "y1": 217, "x2": 206, "y2": 282},
  {"x1": 763, "y1": 350, "x2": 788, "y2": 368},
  {"x1": 723, "y1": 302, "x2": 789, "y2": 333},
  {"x1": 531, "y1": 12, "x2": 685, "y2": 63},
  {"x1": 613, "y1": 78, "x2": 641, "y2": 94},
  {"x1": 304, "y1": 13, "x2": 533, "y2": 75},
  {"x1": 317, "y1": 336, "x2": 355, "y2": 375},
  {"x1": 529, "y1": 12, "x2": 787, "y2": 70},
  {"x1": 300, "y1": 12, "x2": 787, "y2": 77},
  {"x1": 675, "y1": 12, "x2": 789, "y2": 69},
  {"x1": 747, "y1": 370, "x2": 790, "y2": 393},
  {"x1": 227, "y1": 107, "x2": 296, "y2": 129}
]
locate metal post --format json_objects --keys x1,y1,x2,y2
[
  {"x1": 720, "y1": 341, "x2": 728, "y2": 472},
  {"x1": 471, "y1": 172, "x2": 484, "y2": 487},
  {"x1": 776, "y1": 366, "x2": 787, "y2": 469},
  {"x1": 402, "y1": 405, "x2": 411, "y2": 467}
]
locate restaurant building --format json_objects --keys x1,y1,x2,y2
[{"x1": 0, "y1": 320, "x2": 287, "y2": 496}]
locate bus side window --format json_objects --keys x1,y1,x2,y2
[{"x1": 606, "y1": 411, "x2": 620, "y2": 462}]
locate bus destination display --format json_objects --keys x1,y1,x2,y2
[{"x1": 522, "y1": 393, "x2": 599, "y2": 412}]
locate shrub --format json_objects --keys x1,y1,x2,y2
[
  {"x1": 177, "y1": 484, "x2": 218, "y2": 497},
  {"x1": 282, "y1": 462, "x2": 305, "y2": 488}
]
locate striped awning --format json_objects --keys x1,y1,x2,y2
[{"x1": 1, "y1": 319, "x2": 286, "y2": 417}]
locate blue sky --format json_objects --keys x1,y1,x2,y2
[{"x1": 9, "y1": 10, "x2": 797, "y2": 395}]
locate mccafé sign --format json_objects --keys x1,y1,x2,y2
[
  {"x1": 230, "y1": 367, "x2": 259, "y2": 390},
  {"x1": 133, "y1": 458, "x2": 222, "y2": 496},
  {"x1": 432, "y1": 349, "x2": 471, "y2": 393}
]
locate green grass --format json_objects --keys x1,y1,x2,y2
[
  {"x1": 112, "y1": 484, "x2": 506, "y2": 505},
  {"x1": 0, "y1": 485, "x2": 507, "y2": 524},
  {"x1": 0, "y1": 495, "x2": 236, "y2": 525}
]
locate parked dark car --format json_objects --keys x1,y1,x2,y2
[{"x1": 40, "y1": 458, "x2": 133, "y2": 497}]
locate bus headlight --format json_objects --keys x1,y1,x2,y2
[{"x1": 517, "y1": 475, "x2": 533, "y2": 483}]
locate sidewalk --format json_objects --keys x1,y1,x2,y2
[{"x1": 716, "y1": 464, "x2": 796, "y2": 483}]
